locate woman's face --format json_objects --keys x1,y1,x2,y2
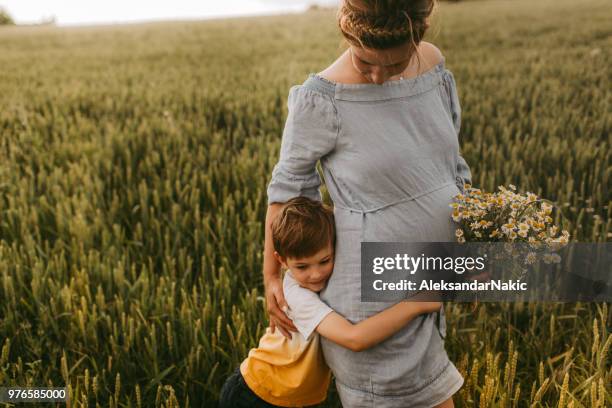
[{"x1": 349, "y1": 41, "x2": 415, "y2": 85}]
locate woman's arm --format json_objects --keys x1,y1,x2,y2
[
  {"x1": 263, "y1": 85, "x2": 338, "y2": 339},
  {"x1": 316, "y1": 300, "x2": 441, "y2": 352},
  {"x1": 263, "y1": 203, "x2": 298, "y2": 339}
]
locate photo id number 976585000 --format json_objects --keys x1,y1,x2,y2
[{"x1": 0, "y1": 387, "x2": 67, "y2": 403}]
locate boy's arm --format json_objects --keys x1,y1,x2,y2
[{"x1": 316, "y1": 300, "x2": 441, "y2": 352}]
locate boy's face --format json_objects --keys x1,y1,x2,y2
[{"x1": 275, "y1": 243, "x2": 334, "y2": 293}]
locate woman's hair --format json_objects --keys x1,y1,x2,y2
[
  {"x1": 337, "y1": 0, "x2": 437, "y2": 63},
  {"x1": 272, "y1": 196, "x2": 336, "y2": 260}
]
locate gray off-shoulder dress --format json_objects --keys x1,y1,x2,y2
[{"x1": 267, "y1": 56, "x2": 472, "y2": 408}]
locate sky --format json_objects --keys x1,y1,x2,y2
[{"x1": 1, "y1": 0, "x2": 339, "y2": 26}]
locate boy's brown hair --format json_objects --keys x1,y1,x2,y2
[{"x1": 272, "y1": 197, "x2": 335, "y2": 260}]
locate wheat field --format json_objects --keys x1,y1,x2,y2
[{"x1": 0, "y1": 0, "x2": 610, "y2": 406}]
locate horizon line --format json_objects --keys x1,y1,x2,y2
[{"x1": 7, "y1": 6, "x2": 337, "y2": 28}]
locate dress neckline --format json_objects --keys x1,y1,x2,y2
[{"x1": 305, "y1": 57, "x2": 447, "y2": 102}]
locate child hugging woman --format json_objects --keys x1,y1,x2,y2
[{"x1": 264, "y1": 0, "x2": 472, "y2": 407}]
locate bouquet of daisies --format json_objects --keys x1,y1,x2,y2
[{"x1": 450, "y1": 183, "x2": 570, "y2": 280}]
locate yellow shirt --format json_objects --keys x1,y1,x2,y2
[
  {"x1": 241, "y1": 270, "x2": 334, "y2": 406},
  {"x1": 240, "y1": 327, "x2": 331, "y2": 407}
]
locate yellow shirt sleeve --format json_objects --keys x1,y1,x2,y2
[{"x1": 240, "y1": 327, "x2": 331, "y2": 407}]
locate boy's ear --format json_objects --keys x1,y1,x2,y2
[{"x1": 273, "y1": 251, "x2": 287, "y2": 268}]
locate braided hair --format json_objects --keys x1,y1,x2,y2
[{"x1": 337, "y1": 0, "x2": 435, "y2": 51}]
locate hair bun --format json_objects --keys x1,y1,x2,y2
[{"x1": 337, "y1": 0, "x2": 434, "y2": 50}]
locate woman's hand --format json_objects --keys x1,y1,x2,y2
[
  {"x1": 465, "y1": 269, "x2": 492, "y2": 283},
  {"x1": 264, "y1": 276, "x2": 298, "y2": 339}
]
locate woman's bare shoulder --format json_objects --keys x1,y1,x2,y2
[
  {"x1": 418, "y1": 41, "x2": 445, "y2": 67},
  {"x1": 317, "y1": 50, "x2": 361, "y2": 84}
]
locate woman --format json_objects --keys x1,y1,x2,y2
[{"x1": 263, "y1": 1, "x2": 472, "y2": 406}]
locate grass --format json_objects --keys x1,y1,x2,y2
[{"x1": 0, "y1": 0, "x2": 610, "y2": 406}]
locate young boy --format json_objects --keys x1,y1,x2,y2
[{"x1": 219, "y1": 197, "x2": 441, "y2": 407}]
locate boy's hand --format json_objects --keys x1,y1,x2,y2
[
  {"x1": 419, "y1": 301, "x2": 442, "y2": 314},
  {"x1": 405, "y1": 290, "x2": 442, "y2": 314},
  {"x1": 264, "y1": 276, "x2": 298, "y2": 339}
]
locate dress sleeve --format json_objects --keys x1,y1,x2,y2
[
  {"x1": 267, "y1": 85, "x2": 339, "y2": 205},
  {"x1": 441, "y1": 69, "x2": 472, "y2": 193}
]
